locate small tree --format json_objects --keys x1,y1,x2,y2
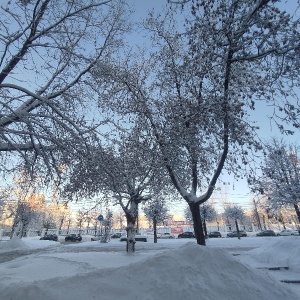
[
  {"x1": 5, "y1": 170, "x2": 44, "y2": 238},
  {"x1": 76, "y1": 210, "x2": 85, "y2": 234},
  {"x1": 143, "y1": 198, "x2": 169, "y2": 243},
  {"x1": 250, "y1": 139, "x2": 300, "y2": 229},
  {"x1": 224, "y1": 205, "x2": 245, "y2": 239},
  {"x1": 184, "y1": 206, "x2": 193, "y2": 225},
  {"x1": 101, "y1": 210, "x2": 113, "y2": 243},
  {"x1": 63, "y1": 127, "x2": 166, "y2": 252},
  {"x1": 200, "y1": 204, "x2": 217, "y2": 239},
  {"x1": 11, "y1": 202, "x2": 36, "y2": 238},
  {"x1": 42, "y1": 210, "x2": 57, "y2": 234},
  {"x1": 0, "y1": 189, "x2": 8, "y2": 221}
]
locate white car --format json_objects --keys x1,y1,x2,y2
[
  {"x1": 157, "y1": 233, "x2": 175, "y2": 239},
  {"x1": 277, "y1": 229, "x2": 299, "y2": 236}
]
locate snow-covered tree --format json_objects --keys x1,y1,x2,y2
[
  {"x1": 2, "y1": 170, "x2": 46, "y2": 238},
  {"x1": 101, "y1": 210, "x2": 113, "y2": 243},
  {"x1": 11, "y1": 202, "x2": 36, "y2": 238},
  {"x1": 0, "y1": 188, "x2": 10, "y2": 222},
  {"x1": 0, "y1": 0, "x2": 128, "y2": 176},
  {"x1": 251, "y1": 199, "x2": 263, "y2": 231},
  {"x1": 184, "y1": 206, "x2": 193, "y2": 224},
  {"x1": 63, "y1": 127, "x2": 166, "y2": 252},
  {"x1": 250, "y1": 139, "x2": 300, "y2": 226},
  {"x1": 75, "y1": 210, "x2": 85, "y2": 234},
  {"x1": 224, "y1": 205, "x2": 245, "y2": 239},
  {"x1": 143, "y1": 197, "x2": 170, "y2": 243},
  {"x1": 42, "y1": 212, "x2": 57, "y2": 233},
  {"x1": 93, "y1": 1, "x2": 299, "y2": 245},
  {"x1": 200, "y1": 204, "x2": 217, "y2": 238}
]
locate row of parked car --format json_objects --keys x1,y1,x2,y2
[
  {"x1": 257, "y1": 229, "x2": 300, "y2": 236},
  {"x1": 177, "y1": 229, "x2": 300, "y2": 239},
  {"x1": 39, "y1": 229, "x2": 300, "y2": 242},
  {"x1": 40, "y1": 233, "x2": 83, "y2": 242}
]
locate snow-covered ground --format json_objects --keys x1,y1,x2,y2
[{"x1": 0, "y1": 236, "x2": 299, "y2": 300}]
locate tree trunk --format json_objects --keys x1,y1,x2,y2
[
  {"x1": 153, "y1": 218, "x2": 158, "y2": 243},
  {"x1": 278, "y1": 213, "x2": 286, "y2": 229},
  {"x1": 253, "y1": 199, "x2": 262, "y2": 230},
  {"x1": 59, "y1": 217, "x2": 64, "y2": 234},
  {"x1": 203, "y1": 219, "x2": 208, "y2": 239},
  {"x1": 67, "y1": 219, "x2": 71, "y2": 234},
  {"x1": 293, "y1": 204, "x2": 300, "y2": 223},
  {"x1": 10, "y1": 217, "x2": 18, "y2": 239},
  {"x1": 293, "y1": 204, "x2": 300, "y2": 234},
  {"x1": 262, "y1": 215, "x2": 267, "y2": 230},
  {"x1": 235, "y1": 219, "x2": 240, "y2": 240},
  {"x1": 189, "y1": 202, "x2": 205, "y2": 245},
  {"x1": 125, "y1": 201, "x2": 138, "y2": 252},
  {"x1": 126, "y1": 214, "x2": 136, "y2": 252}
]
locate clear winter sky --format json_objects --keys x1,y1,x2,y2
[{"x1": 124, "y1": 0, "x2": 299, "y2": 214}]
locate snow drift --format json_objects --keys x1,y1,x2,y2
[{"x1": 0, "y1": 242, "x2": 298, "y2": 300}]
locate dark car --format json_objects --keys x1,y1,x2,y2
[
  {"x1": 111, "y1": 233, "x2": 122, "y2": 239},
  {"x1": 91, "y1": 234, "x2": 103, "y2": 241},
  {"x1": 40, "y1": 234, "x2": 58, "y2": 241},
  {"x1": 208, "y1": 231, "x2": 222, "y2": 238},
  {"x1": 65, "y1": 234, "x2": 82, "y2": 242},
  {"x1": 256, "y1": 230, "x2": 276, "y2": 237},
  {"x1": 120, "y1": 235, "x2": 147, "y2": 242},
  {"x1": 178, "y1": 232, "x2": 195, "y2": 238},
  {"x1": 227, "y1": 230, "x2": 247, "y2": 238}
]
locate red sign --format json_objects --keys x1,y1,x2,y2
[{"x1": 171, "y1": 227, "x2": 183, "y2": 234}]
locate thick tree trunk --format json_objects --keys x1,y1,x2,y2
[
  {"x1": 189, "y1": 202, "x2": 205, "y2": 245},
  {"x1": 293, "y1": 204, "x2": 300, "y2": 223},
  {"x1": 125, "y1": 201, "x2": 138, "y2": 252},
  {"x1": 293, "y1": 204, "x2": 300, "y2": 234},
  {"x1": 153, "y1": 218, "x2": 158, "y2": 243},
  {"x1": 235, "y1": 219, "x2": 240, "y2": 240},
  {"x1": 126, "y1": 215, "x2": 136, "y2": 252}
]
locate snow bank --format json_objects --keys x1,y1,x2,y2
[
  {"x1": 0, "y1": 242, "x2": 297, "y2": 300},
  {"x1": 0, "y1": 237, "x2": 59, "y2": 253},
  {"x1": 0, "y1": 238, "x2": 30, "y2": 252},
  {"x1": 246, "y1": 237, "x2": 300, "y2": 271}
]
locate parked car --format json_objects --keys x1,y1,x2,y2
[
  {"x1": 227, "y1": 230, "x2": 247, "y2": 238},
  {"x1": 158, "y1": 233, "x2": 175, "y2": 239},
  {"x1": 276, "y1": 229, "x2": 299, "y2": 236},
  {"x1": 40, "y1": 234, "x2": 58, "y2": 241},
  {"x1": 208, "y1": 231, "x2": 222, "y2": 238},
  {"x1": 120, "y1": 235, "x2": 147, "y2": 242},
  {"x1": 256, "y1": 230, "x2": 276, "y2": 237},
  {"x1": 111, "y1": 233, "x2": 123, "y2": 239},
  {"x1": 91, "y1": 234, "x2": 103, "y2": 241},
  {"x1": 65, "y1": 234, "x2": 82, "y2": 242},
  {"x1": 177, "y1": 232, "x2": 195, "y2": 239}
]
